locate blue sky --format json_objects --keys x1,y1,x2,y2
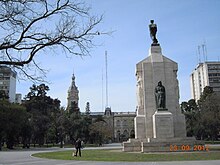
[{"x1": 17, "y1": 0, "x2": 220, "y2": 112}]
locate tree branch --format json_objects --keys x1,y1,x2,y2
[{"x1": 0, "y1": 0, "x2": 108, "y2": 82}]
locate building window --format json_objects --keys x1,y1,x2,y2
[
  {"x1": 130, "y1": 130, "x2": 135, "y2": 138},
  {"x1": 122, "y1": 130, "x2": 129, "y2": 141},
  {"x1": 123, "y1": 120, "x2": 127, "y2": 126},
  {"x1": 116, "y1": 120, "x2": 120, "y2": 127},
  {"x1": 116, "y1": 130, "x2": 121, "y2": 142}
]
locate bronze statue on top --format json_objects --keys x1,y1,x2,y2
[{"x1": 149, "y1": 20, "x2": 159, "y2": 45}]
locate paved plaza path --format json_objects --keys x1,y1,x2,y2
[{"x1": 0, "y1": 144, "x2": 219, "y2": 165}]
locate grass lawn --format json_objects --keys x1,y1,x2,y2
[{"x1": 32, "y1": 148, "x2": 220, "y2": 162}]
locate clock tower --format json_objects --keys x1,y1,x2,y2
[{"x1": 67, "y1": 73, "x2": 80, "y2": 113}]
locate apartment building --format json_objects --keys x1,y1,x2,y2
[{"x1": 190, "y1": 62, "x2": 220, "y2": 101}]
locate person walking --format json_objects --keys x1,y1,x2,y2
[{"x1": 74, "y1": 138, "x2": 82, "y2": 157}]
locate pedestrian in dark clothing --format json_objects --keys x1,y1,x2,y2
[{"x1": 74, "y1": 138, "x2": 82, "y2": 157}]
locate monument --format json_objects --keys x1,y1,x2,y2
[{"x1": 123, "y1": 20, "x2": 203, "y2": 152}]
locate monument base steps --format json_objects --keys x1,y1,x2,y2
[{"x1": 123, "y1": 137, "x2": 205, "y2": 152}]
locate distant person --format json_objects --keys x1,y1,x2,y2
[{"x1": 74, "y1": 138, "x2": 82, "y2": 157}]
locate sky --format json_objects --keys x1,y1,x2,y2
[{"x1": 16, "y1": 0, "x2": 220, "y2": 113}]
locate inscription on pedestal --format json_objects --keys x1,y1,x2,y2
[{"x1": 153, "y1": 111, "x2": 174, "y2": 138}]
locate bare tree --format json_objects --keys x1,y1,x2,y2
[{"x1": 0, "y1": 0, "x2": 104, "y2": 82}]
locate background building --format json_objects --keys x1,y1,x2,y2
[
  {"x1": 86, "y1": 108, "x2": 136, "y2": 142},
  {"x1": 67, "y1": 73, "x2": 136, "y2": 142},
  {"x1": 190, "y1": 61, "x2": 220, "y2": 101},
  {"x1": 15, "y1": 93, "x2": 22, "y2": 104},
  {"x1": 113, "y1": 111, "x2": 135, "y2": 142},
  {"x1": 0, "y1": 66, "x2": 17, "y2": 102}
]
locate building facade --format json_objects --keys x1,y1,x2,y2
[
  {"x1": 113, "y1": 111, "x2": 136, "y2": 142},
  {"x1": 190, "y1": 62, "x2": 220, "y2": 101},
  {"x1": 15, "y1": 93, "x2": 22, "y2": 104},
  {"x1": 87, "y1": 108, "x2": 136, "y2": 142},
  {"x1": 0, "y1": 66, "x2": 17, "y2": 102}
]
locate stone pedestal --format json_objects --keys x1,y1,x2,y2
[
  {"x1": 134, "y1": 44, "x2": 186, "y2": 139},
  {"x1": 134, "y1": 115, "x2": 146, "y2": 139},
  {"x1": 123, "y1": 139, "x2": 142, "y2": 152},
  {"x1": 153, "y1": 111, "x2": 174, "y2": 138}
]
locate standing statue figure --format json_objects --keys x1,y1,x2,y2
[
  {"x1": 155, "y1": 81, "x2": 166, "y2": 109},
  {"x1": 149, "y1": 20, "x2": 158, "y2": 44},
  {"x1": 136, "y1": 75, "x2": 143, "y2": 108}
]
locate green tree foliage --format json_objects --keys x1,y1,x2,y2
[
  {"x1": 22, "y1": 84, "x2": 93, "y2": 147},
  {"x1": 23, "y1": 84, "x2": 61, "y2": 146},
  {"x1": 81, "y1": 115, "x2": 92, "y2": 143},
  {"x1": 199, "y1": 86, "x2": 214, "y2": 103},
  {"x1": 181, "y1": 99, "x2": 203, "y2": 138},
  {"x1": 198, "y1": 91, "x2": 220, "y2": 140},
  {"x1": 49, "y1": 106, "x2": 65, "y2": 147},
  {"x1": 1, "y1": 83, "x2": 116, "y2": 150},
  {"x1": 0, "y1": 100, "x2": 29, "y2": 149},
  {"x1": 20, "y1": 115, "x2": 32, "y2": 149},
  {"x1": 89, "y1": 115, "x2": 112, "y2": 145},
  {"x1": 66, "y1": 112, "x2": 83, "y2": 142},
  {"x1": 181, "y1": 86, "x2": 220, "y2": 140},
  {"x1": 56, "y1": 108, "x2": 69, "y2": 148},
  {"x1": 0, "y1": 100, "x2": 8, "y2": 150},
  {"x1": 0, "y1": 90, "x2": 9, "y2": 100}
]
